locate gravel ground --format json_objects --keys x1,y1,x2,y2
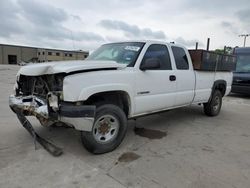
[{"x1": 0, "y1": 64, "x2": 250, "y2": 188}]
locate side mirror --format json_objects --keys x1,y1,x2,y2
[{"x1": 140, "y1": 58, "x2": 161, "y2": 71}]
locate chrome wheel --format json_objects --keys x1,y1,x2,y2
[
  {"x1": 93, "y1": 115, "x2": 119, "y2": 143},
  {"x1": 81, "y1": 104, "x2": 128, "y2": 154},
  {"x1": 213, "y1": 96, "x2": 220, "y2": 112}
]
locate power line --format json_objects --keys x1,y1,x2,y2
[{"x1": 239, "y1": 34, "x2": 250, "y2": 47}]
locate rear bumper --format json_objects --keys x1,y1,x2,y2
[
  {"x1": 9, "y1": 94, "x2": 96, "y2": 132},
  {"x1": 231, "y1": 85, "x2": 250, "y2": 95}
]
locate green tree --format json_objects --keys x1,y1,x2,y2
[{"x1": 214, "y1": 46, "x2": 233, "y2": 55}]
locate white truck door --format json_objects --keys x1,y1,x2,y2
[
  {"x1": 134, "y1": 44, "x2": 177, "y2": 115},
  {"x1": 171, "y1": 46, "x2": 195, "y2": 106}
]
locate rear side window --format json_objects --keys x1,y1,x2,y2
[
  {"x1": 172, "y1": 46, "x2": 189, "y2": 70},
  {"x1": 142, "y1": 44, "x2": 172, "y2": 70}
]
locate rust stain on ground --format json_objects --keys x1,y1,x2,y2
[
  {"x1": 134, "y1": 127, "x2": 167, "y2": 139},
  {"x1": 118, "y1": 152, "x2": 141, "y2": 162}
]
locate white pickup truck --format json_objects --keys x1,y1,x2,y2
[{"x1": 9, "y1": 40, "x2": 232, "y2": 155}]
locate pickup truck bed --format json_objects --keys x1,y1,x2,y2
[{"x1": 194, "y1": 71, "x2": 232, "y2": 103}]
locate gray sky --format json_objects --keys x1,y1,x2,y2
[{"x1": 0, "y1": 0, "x2": 249, "y2": 51}]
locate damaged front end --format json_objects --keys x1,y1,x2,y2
[{"x1": 9, "y1": 74, "x2": 95, "y2": 156}]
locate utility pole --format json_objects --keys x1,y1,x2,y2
[
  {"x1": 206, "y1": 38, "x2": 210, "y2": 51},
  {"x1": 239, "y1": 34, "x2": 250, "y2": 47},
  {"x1": 195, "y1": 42, "x2": 198, "y2": 50}
]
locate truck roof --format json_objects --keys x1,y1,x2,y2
[
  {"x1": 104, "y1": 40, "x2": 186, "y2": 48},
  {"x1": 105, "y1": 40, "x2": 166, "y2": 43},
  {"x1": 234, "y1": 47, "x2": 250, "y2": 54}
]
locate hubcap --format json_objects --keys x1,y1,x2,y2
[
  {"x1": 93, "y1": 115, "x2": 119, "y2": 143},
  {"x1": 213, "y1": 96, "x2": 220, "y2": 112}
]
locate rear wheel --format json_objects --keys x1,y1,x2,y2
[
  {"x1": 81, "y1": 104, "x2": 127, "y2": 154},
  {"x1": 203, "y1": 90, "x2": 222, "y2": 116}
]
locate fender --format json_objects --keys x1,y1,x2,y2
[
  {"x1": 212, "y1": 80, "x2": 227, "y2": 94},
  {"x1": 208, "y1": 80, "x2": 227, "y2": 102},
  {"x1": 78, "y1": 84, "x2": 135, "y2": 115}
]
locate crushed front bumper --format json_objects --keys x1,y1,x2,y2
[
  {"x1": 9, "y1": 94, "x2": 96, "y2": 132},
  {"x1": 9, "y1": 94, "x2": 96, "y2": 156}
]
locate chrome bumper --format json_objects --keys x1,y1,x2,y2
[
  {"x1": 9, "y1": 94, "x2": 96, "y2": 132},
  {"x1": 9, "y1": 94, "x2": 49, "y2": 118}
]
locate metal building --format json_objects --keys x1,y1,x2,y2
[{"x1": 0, "y1": 44, "x2": 89, "y2": 64}]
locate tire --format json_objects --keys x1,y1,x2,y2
[
  {"x1": 203, "y1": 90, "x2": 222, "y2": 116},
  {"x1": 81, "y1": 104, "x2": 127, "y2": 154}
]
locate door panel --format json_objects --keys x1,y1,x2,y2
[
  {"x1": 174, "y1": 70, "x2": 195, "y2": 106},
  {"x1": 134, "y1": 44, "x2": 177, "y2": 115},
  {"x1": 135, "y1": 70, "x2": 177, "y2": 114},
  {"x1": 171, "y1": 46, "x2": 195, "y2": 106}
]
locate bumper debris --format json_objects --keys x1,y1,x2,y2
[
  {"x1": 9, "y1": 94, "x2": 96, "y2": 156},
  {"x1": 10, "y1": 106, "x2": 63, "y2": 157},
  {"x1": 9, "y1": 95, "x2": 62, "y2": 156}
]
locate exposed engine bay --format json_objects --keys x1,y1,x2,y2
[
  {"x1": 16, "y1": 74, "x2": 65, "y2": 100},
  {"x1": 9, "y1": 74, "x2": 65, "y2": 156}
]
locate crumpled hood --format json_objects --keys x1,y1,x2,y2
[{"x1": 17, "y1": 60, "x2": 126, "y2": 76}]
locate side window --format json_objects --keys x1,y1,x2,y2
[
  {"x1": 142, "y1": 44, "x2": 172, "y2": 70},
  {"x1": 172, "y1": 46, "x2": 189, "y2": 70}
]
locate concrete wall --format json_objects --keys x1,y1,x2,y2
[
  {"x1": 0, "y1": 45, "x2": 38, "y2": 64},
  {"x1": 2, "y1": 46, "x2": 21, "y2": 64},
  {"x1": 21, "y1": 47, "x2": 37, "y2": 62},
  {"x1": 0, "y1": 44, "x2": 89, "y2": 64},
  {"x1": 37, "y1": 49, "x2": 46, "y2": 62},
  {"x1": 38, "y1": 49, "x2": 88, "y2": 62}
]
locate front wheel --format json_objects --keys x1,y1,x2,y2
[
  {"x1": 81, "y1": 104, "x2": 127, "y2": 154},
  {"x1": 203, "y1": 90, "x2": 222, "y2": 116}
]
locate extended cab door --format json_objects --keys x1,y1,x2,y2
[
  {"x1": 170, "y1": 46, "x2": 195, "y2": 106},
  {"x1": 134, "y1": 44, "x2": 177, "y2": 115}
]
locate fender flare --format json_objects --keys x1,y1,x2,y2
[{"x1": 208, "y1": 80, "x2": 227, "y2": 102}]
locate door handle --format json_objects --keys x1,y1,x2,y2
[{"x1": 169, "y1": 75, "x2": 176, "y2": 81}]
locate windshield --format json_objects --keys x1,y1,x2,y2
[
  {"x1": 87, "y1": 42, "x2": 145, "y2": 66},
  {"x1": 236, "y1": 55, "x2": 250, "y2": 72}
]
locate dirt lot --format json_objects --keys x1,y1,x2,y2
[{"x1": 0, "y1": 64, "x2": 250, "y2": 188}]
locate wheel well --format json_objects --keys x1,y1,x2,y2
[
  {"x1": 213, "y1": 81, "x2": 226, "y2": 96},
  {"x1": 84, "y1": 91, "x2": 130, "y2": 117}
]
